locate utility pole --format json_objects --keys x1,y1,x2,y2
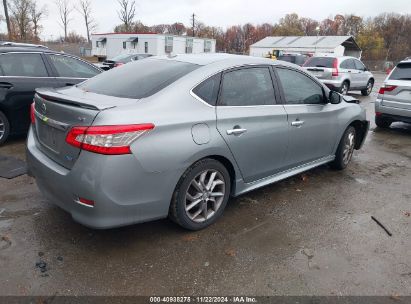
[
  {"x1": 2, "y1": 0, "x2": 11, "y2": 40},
  {"x1": 191, "y1": 13, "x2": 196, "y2": 37}
]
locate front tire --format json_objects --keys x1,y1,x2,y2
[
  {"x1": 361, "y1": 80, "x2": 374, "y2": 96},
  {"x1": 375, "y1": 116, "x2": 392, "y2": 128},
  {"x1": 169, "y1": 159, "x2": 231, "y2": 230},
  {"x1": 331, "y1": 126, "x2": 356, "y2": 170},
  {"x1": 0, "y1": 111, "x2": 10, "y2": 145}
]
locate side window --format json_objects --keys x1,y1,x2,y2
[
  {"x1": 354, "y1": 60, "x2": 365, "y2": 71},
  {"x1": 340, "y1": 60, "x2": 350, "y2": 69},
  {"x1": 0, "y1": 53, "x2": 48, "y2": 77},
  {"x1": 48, "y1": 55, "x2": 99, "y2": 78},
  {"x1": 276, "y1": 68, "x2": 324, "y2": 105},
  {"x1": 219, "y1": 67, "x2": 276, "y2": 106},
  {"x1": 192, "y1": 73, "x2": 221, "y2": 106}
]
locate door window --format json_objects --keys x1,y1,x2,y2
[
  {"x1": 340, "y1": 59, "x2": 356, "y2": 70},
  {"x1": 48, "y1": 54, "x2": 100, "y2": 78},
  {"x1": 0, "y1": 53, "x2": 48, "y2": 77},
  {"x1": 276, "y1": 68, "x2": 324, "y2": 105},
  {"x1": 354, "y1": 60, "x2": 366, "y2": 71},
  {"x1": 219, "y1": 67, "x2": 276, "y2": 106}
]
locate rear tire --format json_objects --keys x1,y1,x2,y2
[
  {"x1": 339, "y1": 81, "x2": 350, "y2": 95},
  {"x1": 0, "y1": 111, "x2": 10, "y2": 146},
  {"x1": 361, "y1": 80, "x2": 374, "y2": 96},
  {"x1": 331, "y1": 126, "x2": 356, "y2": 170},
  {"x1": 375, "y1": 116, "x2": 392, "y2": 128},
  {"x1": 169, "y1": 159, "x2": 231, "y2": 231}
]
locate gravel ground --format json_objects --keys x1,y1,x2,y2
[{"x1": 0, "y1": 73, "x2": 410, "y2": 296}]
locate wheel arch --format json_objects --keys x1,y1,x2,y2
[
  {"x1": 349, "y1": 120, "x2": 369, "y2": 149},
  {"x1": 200, "y1": 155, "x2": 237, "y2": 195}
]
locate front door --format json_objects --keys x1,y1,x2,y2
[
  {"x1": 274, "y1": 67, "x2": 338, "y2": 167},
  {"x1": 216, "y1": 66, "x2": 289, "y2": 183}
]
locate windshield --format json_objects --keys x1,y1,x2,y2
[
  {"x1": 79, "y1": 59, "x2": 199, "y2": 99},
  {"x1": 389, "y1": 63, "x2": 411, "y2": 80},
  {"x1": 303, "y1": 57, "x2": 335, "y2": 68}
]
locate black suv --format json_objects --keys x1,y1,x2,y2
[{"x1": 0, "y1": 47, "x2": 102, "y2": 144}]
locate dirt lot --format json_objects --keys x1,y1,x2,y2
[{"x1": 0, "y1": 73, "x2": 410, "y2": 296}]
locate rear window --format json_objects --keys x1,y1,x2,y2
[
  {"x1": 79, "y1": 59, "x2": 199, "y2": 99},
  {"x1": 303, "y1": 57, "x2": 335, "y2": 68},
  {"x1": 389, "y1": 63, "x2": 411, "y2": 80},
  {"x1": 278, "y1": 56, "x2": 296, "y2": 64}
]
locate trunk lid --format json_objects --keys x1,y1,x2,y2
[
  {"x1": 33, "y1": 86, "x2": 135, "y2": 169},
  {"x1": 381, "y1": 80, "x2": 411, "y2": 111}
]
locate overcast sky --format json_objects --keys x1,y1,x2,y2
[{"x1": 1, "y1": 0, "x2": 410, "y2": 40}]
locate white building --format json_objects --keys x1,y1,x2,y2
[
  {"x1": 250, "y1": 36, "x2": 362, "y2": 59},
  {"x1": 91, "y1": 33, "x2": 216, "y2": 60}
]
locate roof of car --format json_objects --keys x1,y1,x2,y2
[
  {"x1": 0, "y1": 47, "x2": 59, "y2": 54},
  {"x1": 153, "y1": 53, "x2": 279, "y2": 66}
]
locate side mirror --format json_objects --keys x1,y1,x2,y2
[{"x1": 329, "y1": 91, "x2": 342, "y2": 104}]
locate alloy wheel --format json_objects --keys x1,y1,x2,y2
[
  {"x1": 366, "y1": 82, "x2": 373, "y2": 95},
  {"x1": 343, "y1": 131, "x2": 355, "y2": 165},
  {"x1": 0, "y1": 116, "x2": 5, "y2": 141},
  {"x1": 185, "y1": 169, "x2": 226, "y2": 223}
]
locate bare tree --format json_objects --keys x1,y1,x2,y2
[
  {"x1": 2, "y1": 0, "x2": 11, "y2": 39},
  {"x1": 117, "y1": 0, "x2": 135, "y2": 31},
  {"x1": 30, "y1": 1, "x2": 47, "y2": 41},
  {"x1": 77, "y1": 0, "x2": 97, "y2": 43},
  {"x1": 55, "y1": 0, "x2": 73, "y2": 41},
  {"x1": 9, "y1": 0, "x2": 31, "y2": 41}
]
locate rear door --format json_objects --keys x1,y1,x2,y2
[
  {"x1": 44, "y1": 53, "x2": 101, "y2": 87},
  {"x1": 353, "y1": 59, "x2": 369, "y2": 87},
  {"x1": 274, "y1": 66, "x2": 338, "y2": 167},
  {"x1": 382, "y1": 62, "x2": 411, "y2": 111},
  {"x1": 0, "y1": 52, "x2": 56, "y2": 134},
  {"x1": 347, "y1": 59, "x2": 361, "y2": 89},
  {"x1": 216, "y1": 66, "x2": 289, "y2": 183}
]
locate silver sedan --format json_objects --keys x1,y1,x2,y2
[{"x1": 27, "y1": 54, "x2": 369, "y2": 230}]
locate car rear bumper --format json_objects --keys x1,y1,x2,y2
[
  {"x1": 26, "y1": 127, "x2": 179, "y2": 229},
  {"x1": 375, "y1": 98, "x2": 411, "y2": 123}
]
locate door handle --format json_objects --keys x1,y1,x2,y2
[
  {"x1": 227, "y1": 128, "x2": 247, "y2": 136},
  {"x1": 291, "y1": 120, "x2": 305, "y2": 127},
  {"x1": 0, "y1": 82, "x2": 13, "y2": 89}
]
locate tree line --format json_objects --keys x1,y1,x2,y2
[
  {"x1": 115, "y1": 9, "x2": 411, "y2": 62},
  {"x1": 1, "y1": 0, "x2": 410, "y2": 62}
]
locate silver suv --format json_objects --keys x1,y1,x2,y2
[
  {"x1": 375, "y1": 58, "x2": 411, "y2": 128},
  {"x1": 303, "y1": 56, "x2": 374, "y2": 96}
]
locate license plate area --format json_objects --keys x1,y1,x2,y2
[{"x1": 37, "y1": 121, "x2": 64, "y2": 154}]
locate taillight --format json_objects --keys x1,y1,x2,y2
[
  {"x1": 378, "y1": 85, "x2": 397, "y2": 95},
  {"x1": 332, "y1": 59, "x2": 339, "y2": 77},
  {"x1": 114, "y1": 62, "x2": 124, "y2": 68},
  {"x1": 66, "y1": 124, "x2": 155, "y2": 155},
  {"x1": 30, "y1": 102, "x2": 35, "y2": 124}
]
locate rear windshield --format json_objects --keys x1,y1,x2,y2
[
  {"x1": 303, "y1": 57, "x2": 335, "y2": 68},
  {"x1": 79, "y1": 59, "x2": 199, "y2": 99},
  {"x1": 278, "y1": 56, "x2": 296, "y2": 64},
  {"x1": 389, "y1": 63, "x2": 411, "y2": 80}
]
